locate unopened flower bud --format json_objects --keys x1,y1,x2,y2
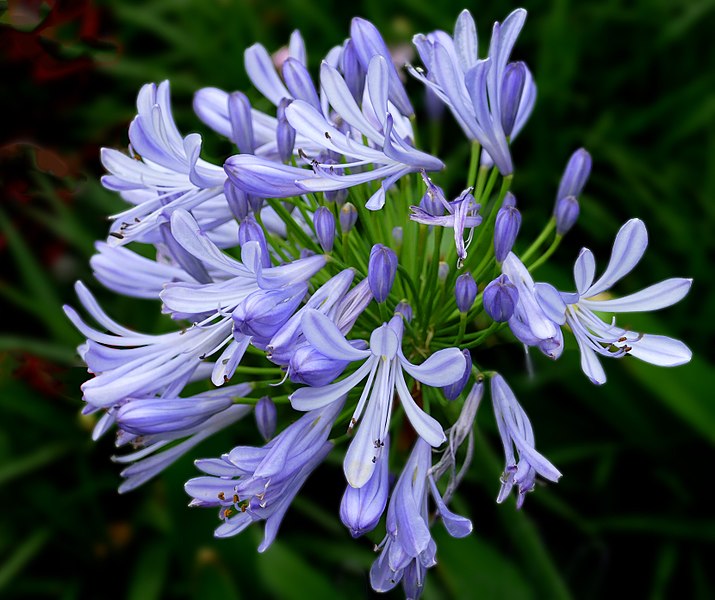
[
  {"x1": 224, "y1": 180, "x2": 250, "y2": 220},
  {"x1": 228, "y1": 91, "x2": 255, "y2": 154},
  {"x1": 455, "y1": 272, "x2": 477, "y2": 313},
  {"x1": 233, "y1": 285, "x2": 306, "y2": 342},
  {"x1": 556, "y1": 148, "x2": 592, "y2": 202},
  {"x1": 239, "y1": 216, "x2": 271, "y2": 268},
  {"x1": 277, "y1": 98, "x2": 296, "y2": 163},
  {"x1": 395, "y1": 302, "x2": 413, "y2": 322},
  {"x1": 419, "y1": 182, "x2": 446, "y2": 216},
  {"x1": 442, "y1": 350, "x2": 472, "y2": 400},
  {"x1": 255, "y1": 396, "x2": 277, "y2": 441},
  {"x1": 341, "y1": 39, "x2": 366, "y2": 103},
  {"x1": 500, "y1": 62, "x2": 527, "y2": 137},
  {"x1": 554, "y1": 195, "x2": 579, "y2": 235},
  {"x1": 340, "y1": 202, "x2": 358, "y2": 233},
  {"x1": 313, "y1": 207, "x2": 335, "y2": 252},
  {"x1": 289, "y1": 343, "x2": 353, "y2": 386},
  {"x1": 483, "y1": 274, "x2": 519, "y2": 322},
  {"x1": 368, "y1": 244, "x2": 397, "y2": 303},
  {"x1": 494, "y1": 193, "x2": 521, "y2": 262},
  {"x1": 392, "y1": 226, "x2": 403, "y2": 247}
]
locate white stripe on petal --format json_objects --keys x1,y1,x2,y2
[
  {"x1": 290, "y1": 359, "x2": 373, "y2": 411},
  {"x1": 302, "y1": 310, "x2": 371, "y2": 361},
  {"x1": 582, "y1": 278, "x2": 692, "y2": 313},
  {"x1": 400, "y1": 347, "x2": 465, "y2": 387}
]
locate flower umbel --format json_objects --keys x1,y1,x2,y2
[{"x1": 67, "y1": 7, "x2": 693, "y2": 599}]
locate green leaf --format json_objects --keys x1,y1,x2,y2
[
  {"x1": 0, "y1": 529, "x2": 50, "y2": 592},
  {"x1": 257, "y1": 536, "x2": 341, "y2": 600},
  {"x1": 127, "y1": 540, "x2": 170, "y2": 600},
  {"x1": 428, "y1": 528, "x2": 534, "y2": 600},
  {"x1": 0, "y1": 443, "x2": 70, "y2": 487}
]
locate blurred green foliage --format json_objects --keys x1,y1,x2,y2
[{"x1": 1, "y1": 0, "x2": 714, "y2": 598}]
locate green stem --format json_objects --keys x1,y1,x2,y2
[
  {"x1": 528, "y1": 235, "x2": 563, "y2": 272},
  {"x1": 521, "y1": 217, "x2": 556, "y2": 263},
  {"x1": 466, "y1": 141, "x2": 481, "y2": 190},
  {"x1": 456, "y1": 313, "x2": 467, "y2": 346}
]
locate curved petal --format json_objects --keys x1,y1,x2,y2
[
  {"x1": 582, "y1": 278, "x2": 692, "y2": 313},
  {"x1": 395, "y1": 368, "x2": 446, "y2": 447},
  {"x1": 428, "y1": 476, "x2": 472, "y2": 537},
  {"x1": 574, "y1": 248, "x2": 595, "y2": 296},
  {"x1": 454, "y1": 9, "x2": 479, "y2": 72},
  {"x1": 290, "y1": 358, "x2": 374, "y2": 411},
  {"x1": 628, "y1": 334, "x2": 692, "y2": 367},
  {"x1": 244, "y1": 43, "x2": 290, "y2": 106},
  {"x1": 534, "y1": 282, "x2": 567, "y2": 325},
  {"x1": 369, "y1": 324, "x2": 400, "y2": 359},
  {"x1": 585, "y1": 219, "x2": 648, "y2": 297},
  {"x1": 574, "y1": 333, "x2": 607, "y2": 385},
  {"x1": 401, "y1": 347, "x2": 466, "y2": 387},
  {"x1": 302, "y1": 310, "x2": 370, "y2": 361},
  {"x1": 170, "y1": 209, "x2": 248, "y2": 276}
]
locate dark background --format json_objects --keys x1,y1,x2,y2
[{"x1": 1, "y1": 0, "x2": 714, "y2": 598}]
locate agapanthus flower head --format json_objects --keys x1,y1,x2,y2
[{"x1": 68, "y1": 8, "x2": 694, "y2": 599}]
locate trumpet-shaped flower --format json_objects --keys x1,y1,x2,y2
[
  {"x1": 491, "y1": 374, "x2": 561, "y2": 508},
  {"x1": 501, "y1": 252, "x2": 563, "y2": 358},
  {"x1": 410, "y1": 9, "x2": 534, "y2": 175},
  {"x1": 225, "y1": 56, "x2": 443, "y2": 210},
  {"x1": 184, "y1": 399, "x2": 342, "y2": 552},
  {"x1": 370, "y1": 438, "x2": 472, "y2": 596},
  {"x1": 290, "y1": 311, "x2": 465, "y2": 488},
  {"x1": 535, "y1": 219, "x2": 692, "y2": 384},
  {"x1": 101, "y1": 81, "x2": 227, "y2": 245}
]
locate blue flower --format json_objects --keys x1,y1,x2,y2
[
  {"x1": 410, "y1": 9, "x2": 534, "y2": 175},
  {"x1": 491, "y1": 374, "x2": 561, "y2": 508},
  {"x1": 184, "y1": 400, "x2": 342, "y2": 552},
  {"x1": 409, "y1": 173, "x2": 482, "y2": 267},
  {"x1": 535, "y1": 219, "x2": 692, "y2": 384},
  {"x1": 290, "y1": 311, "x2": 465, "y2": 487},
  {"x1": 500, "y1": 252, "x2": 563, "y2": 358},
  {"x1": 225, "y1": 56, "x2": 443, "y2": 210},
  {"x1": 370, "y1": 438, "x2": 472, "y2": 596},
  {"x1": 112, "y1": 385, "x2": 253, "y2": 493},
  {"x1": 101, "y1": 81, "x2": 227, "y2": 245}
]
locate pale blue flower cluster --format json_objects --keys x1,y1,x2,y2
[{"x1": 67, "y1": 7, "x2": 692, "y2": 598}]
